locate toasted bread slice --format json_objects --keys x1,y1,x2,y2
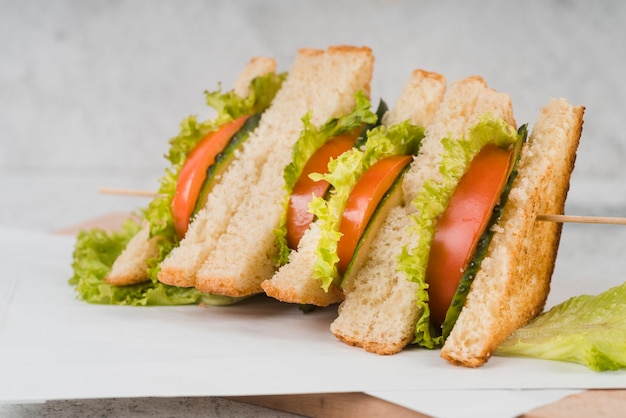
[
  {"x1": 330, "y1": 76, "x2": 516, "y2": 355},
  {"x1": 441, "y1": 98, "x2": 584, "y2": 367},
  {"x1": 104, "y1": 221, "x2": 160, "y2": 286},
  {"x1": 261, "y1": 69, "x2": 447, "y2": 307},
  {"x1": 105, "y1": 56, "x2": 276, "y2": 286},
  {"x1": 185, "y1": 46, "x2": 374, "y2": 296}
]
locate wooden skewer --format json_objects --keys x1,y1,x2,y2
[
  {"x1": 536, "y1": 214, "x2": 626, "y2": 225},
  {"x1": 99, "y1": 187, "x2": 626, "y2": 226},
  {"x1": 99, "y1": 187, "x2": 162, "y2": 198}
]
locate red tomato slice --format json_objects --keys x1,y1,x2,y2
[
  {"x1": 285, "y1": 134, "x2": 358, "y2": 249},
  {"x1": 336, "y1": 155, "x2": 413, "y2": 276},
  {"x1": 172, "y1": 115, "x2": 250, "y2": 238},
  {"x1": 425, "y1": 143, "x2": 514, "y2": 328}
]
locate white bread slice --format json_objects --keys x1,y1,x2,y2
[
  {"x1": 261, "y1": 70, "x2": 447, "y2": 307},
  {"x1": 105, "y1": 56, "x2": 276, "y2": 286},
  {"x1": 181, "y1": 46, "x2": 374, "y2": 296},
  {"x1": 104, "y1": 221, "x2": 161, "y2": 285},
  {"x1": 441, "y1": 98, "x2": 584, "y2": 367},
  {"x1": 330, "y1": 76, "x2": 516, "y2": 355}
]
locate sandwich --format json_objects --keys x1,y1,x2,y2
[
  {"x1": 328, "y1": 76, "x2": 584, "y2": 367},
  {"x1": 157, "y1": 46, "x2": 375, "y2": 295},
  {"x1": 69, "y1": 46, "x2": 586, "y2": 370},
  {"x1": 262, "y1": 69, "x2": 447, "y2": 306},
  {"x1": 69, "y1": 56, "x2": 284, "y2": 305}
]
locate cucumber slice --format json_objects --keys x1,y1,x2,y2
[
  {"x1": 340, "y1": 167, "x2": 408, "y2": 292},
  {"x1": 191, "y1": 113, "x2": 262, "y2": 218}
]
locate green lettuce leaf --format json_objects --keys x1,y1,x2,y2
[
  {"x1": 310, "y1": 121, "x2": 426, "y2": 291},
  {"x1": 274, "y1": 91, "x2": 377, "y2": 265},
  {"x1": 396, "y1": 115, "x2": 519, "y2": 349},
  {"x1": 70, "y1": 71, "x2": 285, "y2": 305},
  {"x1": 68, "y1": 218, "x2": 236, "y2": 305},
  {"x1": 497, "y1": 282, "x2": 626, "y2": 371}
]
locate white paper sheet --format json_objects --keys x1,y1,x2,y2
[{"x1": 0, "y1": 226, "x2": 624, "y2": 417}]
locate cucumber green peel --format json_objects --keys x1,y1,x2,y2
[
  {"x1": 192, "y1": 113, "x2": 263, "y2": 218},
  {"x1": 396, "y1": 115, "x2": 521, "y2": 349},
  {"x1": 340, "y1": 163, "x2": 410, "y2": 290},
  {"x1": 68, "y1": 72, "x2": 285, "y2": 306},
  {"x1": 497, "y1": 281, "x2": 626, "y2": 371}
]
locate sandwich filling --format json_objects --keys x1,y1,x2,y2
[
  {"x1": 309, "y1": 119, "x2": 426, "y2": 291},
  {"x1": 336, "y1": 154, "x2": 414, "y2": 277},
  {"x1": 397, "y1": 116, "x2": 525, "y2": 348},
  {"x1": 274, "y1": 91, "x2": 381, "y2": 264},
  {"x1": 172, "y1": 114, "x2": 257, "y2": 238},
  {"x1": 285, "y1": 131, "x2": 363, "y2": 250}
]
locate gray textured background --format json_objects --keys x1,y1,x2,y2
[
  {"x1": 3, "y1": 0, "x2": 626, "y2": 233},
  {"x1": 2, "y1": 1, "x2": 626, "y2": 416}
]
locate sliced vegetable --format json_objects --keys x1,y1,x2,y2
[
  {"x1": 284, "y1": 98, "x2": 390, "y2": 250},
  {"x1": 286, "y1": 133, "x2": 359, "y2": 249},
  {"x1": 426, "y1": 144, "x2": 514, "y2": 328},
  {"x1": 172, "y1": 115, "x2": 251, "y2": 238},
  {"x1": 337, "y1": 155, "x2": 413, "y2": 276},
  {"x1": 192, "y1": 113, "x2": 262, "y2": 220},
  {"x1": 340, "y1": 164, "x2": 408, "y2": 291}
]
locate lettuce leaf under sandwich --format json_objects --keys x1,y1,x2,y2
[
  {"x1": 69, "y1": 219, "x2": 219, "y2": 305},
  {"x1": 69, "y1": 72, "x2": 285, "y2": 305}
]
